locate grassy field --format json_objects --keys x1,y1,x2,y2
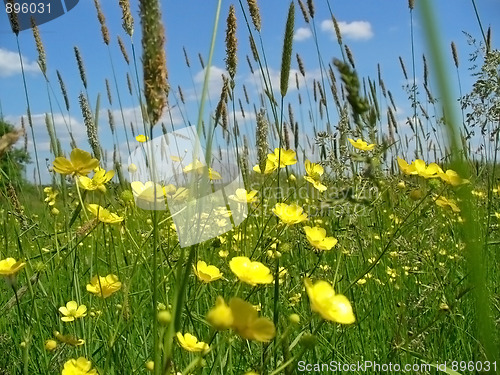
[{"x1": 0, "y1": 0, "x2": 499, "y2": 374}]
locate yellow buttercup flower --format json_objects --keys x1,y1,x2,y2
[
  {"x1": 86, "y1": 204, "x2": 124, "y2": 224},
  {"x1": 44, "y1": 339, "x2": 57, "y2": 352},
  {"x1": 303, "y1": 226, "x2": 338, "y2": 251},
  {"x1": 438, "y1": 169, "x2": 469, "y2": 186},
  {"x1": 348, "y1": 138, "x2": 375, "y2": 151},
  {"x1": 131, "y1": 181, "x2": 164, "y2": 203},
  {"x1": 304, "y1": 160, "x2": 327, "y2": 191},
  {"x1": 176, "y1": 332, "x2": 210, "y2": 353},
  {"x1": 253, "y1": 158, "x2": 278, "y2": 174},
  {"x1": 304, "y1": 176, "x2": 327, "y2": 192},
  {"x1": 183, "y1": 159, "x2": 204, "y2": 173},
  {"x1": 229, "y1": 256, "x2": 273, "y2": 286},
  {"x1": 267, "y1": 148, "x2": 297, "y2": 168},
  {"x1": 305, "y1": 160, "x2": 324, "y2": 180},
  {"x1": 272, "y1": 203, "x2": 308, "y2": 225},
  {"x1": 434, "y1": 195, "x2": 460, "y2": 213},
  {"x1": 135, "y1": 134, "x2": 148, "y2": 143},
  {"x1": 229, "y1": 297, "x2": 276, "y2": 342},
  {"x1": 59, "y1": 301, "x2": 87, "y2": 322},
  {"x1": 413, "y1": 159, "x2": 443, "y2": 178},
  {"x1": 304, "y1": 278, "x2": 355, "y2": 324},
  {"x1": 229, "y1": 188, "x2": 258, "y2": 203},
  {"x1": 86, "y1": 274, "x2": 122, "y2": 298},
  {"x1": 193, "y1": 261, "x2": 223, "y2": 283},
  {"x1": 78, "y1": 167, "x2": 114, "y2": 193},
  {"x1": 208, "y1": 168, "x2": 222, "y2": 180},
  {"x1": 61, "y1": 357, "x2": 97, "y2": 375},
  {"x1": 0, "y1": 258, "x2": 26, "y2": 277},
  {"x1": 397, "y1": 157, "x2": 417, "y2": 175},
  {"x1": 52, "y1": 148, "x2": 99, "y2": 176},
  {"x1": 206, "y1": 296, "x2": 234, "y2": 330}
]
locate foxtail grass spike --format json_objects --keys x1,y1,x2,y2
[
  {"x1": 256, "y1": 108, "x2": 269, "y2": 174},
  {"x1": 56, "y1": 70, "x2": 70, "y2": 111},
  {"x1": 105, "y1": 79, "x2": 113, "y2": 105},
  {"x1": 6, "y1": 0, "x2": 19, "y2": 35},
  {"x1": 118, "y1": 36, "x2": 130, "y2": 64},
  {"x1": 198, "y1": 53, "x2": 205, "y2": 69},
  {"x1": 93, "y1": 0, "x2": 110, "y2": 45},
  {"x1": 119, "y1": 0, "x2": 134, "y2": 36},
  {"x1": 331, "y1": 15, "x2": 342, "y2": 46},
  {"x1": 74, "y1": 47, "x2": 88, "y2": 89},
  {"x1": 79, "y1": 92, "x2": 101, "y2": 160},
  {"x1": 451, "y1": 42, "x2": 459, "y2": 68},
  {"x1": 307, "y1": 0, "x2": 315, "y2": 19},
  {"x1": 127, "y1": 73, "x2": 133, "y2": 96},
  {"x1": 249, "y1": 36, "x2": 259, "y2": 62},
  {"x1": 280, "y1": 2, "x2": 295, "y2": 97},
  {"x1": 298, "y1": 0, "x2": 309, "y2": 23},
  {"x1": 183, "y1": 47, "x2": 191, "y2": 68},
  {"x1": 140, "y1": 0, "x2": 169, "y2": 125},
  {"x1": 246, "y1": 0, "x2": 261, "y2": 32},
  {"x1": 108, "y1": 109, "x2": 115, "y2": 134},
  {"x1": 31, "y1": 18, "x2": 47, "y2": 75},
  {"x1": 225, "y1": 5, "x2": 238, "y2": 83},
  {"x1": 345, "y1": 45, "x2": 355, "y2": 69},
  {"x1": 398, "y1": 56, "x2": 408, "y2": 80},
  {"x1": 423, "y1": 54, "x2": 429, "y2": 86},
  {"x1": 296, "y1": 53, "x2": 305, "y2": 77}
]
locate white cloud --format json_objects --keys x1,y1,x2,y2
[
  {"x1": 294, "y1": 27, "x2": 312, "y2": 42},
  {"x1": 321, "y1": 20, "x2": 374, "y2": 41},
  {"x1": 0, "y1": 48, "x2": 40, "y2": 77}
]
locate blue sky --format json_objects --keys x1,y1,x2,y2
[{"x1": 0, "y1": 0, "x2": 498, "y2": 183}]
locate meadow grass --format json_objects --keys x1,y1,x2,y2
[{"x1": 0, "y1": 0, "x2": 499, "y2": 374}]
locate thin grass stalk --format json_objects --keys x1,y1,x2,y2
[{"x1": 419, "y1": 0, "x2": 499, "y2": 368}]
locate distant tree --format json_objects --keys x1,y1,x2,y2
[{"x1": 0, "y1": 119, "x2": 30, "y2": 185}]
